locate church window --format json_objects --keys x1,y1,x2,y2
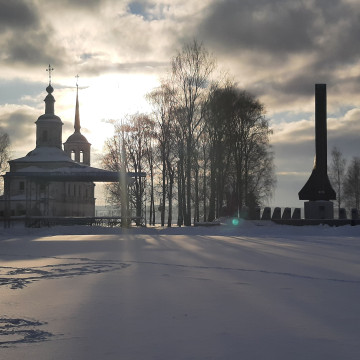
[
  {"x1": 19, "y1": 181, "x2": 25, "y2": 191},
  {"x1": 80, "y1": 150, "x2": 84, "y2": 163},
  {"x1": 71, "y1": 150, "x2": 75, "y2": 161}
]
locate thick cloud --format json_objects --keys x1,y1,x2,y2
[
  {"x1": 75, "y1": 59, "x2": 169, "y2": 77},
  {"x1": 4, "y1": 30, "x2": 67, "y2": 67},
  {"x1": 0, "y1": 1, "x2": 68, "y2": 69},
  {"x1": 198, "y1": 0, "x2": 317, "y2": 54},
  {"x1": 0, "y1": 0, "x2": 38, "y2": 31},
  {"x1": 198, "y1": 0, "x2": 360, "y2": 59},
  {"x1": 0, "y1": 106, "x2": 37, "y2": 153},
  {"x1": 196, "y1": 0, "x2": 360, "y2": 108}
]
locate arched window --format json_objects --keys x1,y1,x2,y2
[
  {"x1": 71, "y1": 150, "x2": 75, "y2": 161},
  {"x1": 80, "y1": 150, "x2": 84, "y2": 163}
]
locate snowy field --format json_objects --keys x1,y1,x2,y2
[{"x1": 0, "y1": 220, "x2": 359, "y2": 360}]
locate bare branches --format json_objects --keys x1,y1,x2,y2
[
  {"x1": 344, "y1": 157, "x2": 360, "y2": 210},
  {"x1": 0, "y1": 130, "x2": 10, "y2": 193},
  {"x1": 102, "y1": 40, "x2": 276, "y2": 224},
  {"x1": 329, "y1": 146, "x2": 347, "y2": 211},
  {"x1": 0, "y1": 131, "x2": 10, "y2": 173}
]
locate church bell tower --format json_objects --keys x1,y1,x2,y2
[{"x1": 64, "y1": 76, "x2": 91, "y2": 165}]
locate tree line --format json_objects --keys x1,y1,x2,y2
[{"x1": 101, "y1": 40, "x2": 276, "y2": 226}]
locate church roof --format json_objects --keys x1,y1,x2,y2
[
  {"x1": 4, "y1": 164, "x2": 144, "y2": 182},
  {"x1": 10, "y1": 146, "x2": 75, "y2": 164},
  {"x1": 6, "y1": 146, "x2": 144, "y2": 181},
  {"x1": 64, "y1": 131, "x2": 90, "y2": 144}
]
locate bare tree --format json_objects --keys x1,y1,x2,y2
[
  {"x1": 204, "y1": 84, "x2": 234, "y2": 221},
  {"x1": 146, "y1": 81, "x2": 176, "y2": 226},
  {"x1": 102, "y1": 126, "x2": 129, "y2": 224},
  {"x1": 144, "y1": 137, "x2": 156, "y2": 226},
  {"x1": 102, "y1": 114, "x2": 154, "y2": 225},
  {"x1": 198, "y1": 132, "x2": 210, "y2": 222},
  {"x1": 204, "y1": 84, "x2": 275, "y2": 219},
  {"x1": 328, "y1": 146, "x2": 347, "y2": 212},
  {"x1": 171, "y1": 40, "x2": 216, "y2": 225},
  {"x1": 124, "y1": 114, "x2": 154, "y2": 223},
  {"x1": 0, "y1": 130, "x2": 10, "y2": 194},
  {"x1": 344, "y1": 157, "x2": 360, "y2": 210},
  {"x1": 0, "y1": 131, "x2": 10, "y2": 171}
]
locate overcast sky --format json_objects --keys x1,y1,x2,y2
[{"x1": 1, "y1": 0, "x2": 360, "y2": 208}]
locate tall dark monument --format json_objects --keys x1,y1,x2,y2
[{"x1": 299, "y1": 84, "x2": 336, "y2": 219}]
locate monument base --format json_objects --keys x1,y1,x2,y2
[{"x1": 304, "y1": 201, "x2": 334, "y2": 220}]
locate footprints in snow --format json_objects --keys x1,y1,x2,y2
[
  {"x1": 0, "y1": 317, "x2": 53, "y2": 347},
  {"x1": 0, "y1": 259, "x2": 130, "y2": 290}
]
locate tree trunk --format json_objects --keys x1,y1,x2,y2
[
  {"x1": 208, "y1": 146, "x2": 216, "y2": 222},
  {"x1": 167, "y1": 166, "x2": 174, "y2": 227},
  {"x1": 177, "y1": 160, "x2": 183, "y2": 226},
  {"x1": 161, "y1": 154, "x2": 166, "y2": 226},
  {"x1": 194, "y1": 164, "x2": 199, "y2": 223},
  {"x1": 203, "y1": 145, "x2": 207, "y2": 222},
  {"x1": 185, "y1": 136, "x2": 192, "y2": 226},
  {"x1": 149, "y1": 161, "x2": 155, "y2": 226}
]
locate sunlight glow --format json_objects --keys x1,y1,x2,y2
[{"x1": 60, "y1": 73, "x2": 159, "y2": 151}]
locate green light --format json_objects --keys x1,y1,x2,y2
[{"x1": 232, "y1": 218, "x2": 240, "y2": 226}]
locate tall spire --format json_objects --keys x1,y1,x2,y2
[
  {"x1": 64, "y1": 74, "x2": 91, "y2": 165},
  {"x1": 74, "y1": 74, "x2": 80, "y2": 133}
]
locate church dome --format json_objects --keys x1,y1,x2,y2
[
  {"x1": 46, "y1": 84, "x2": 54, "y2": 94},
  {"x1": 36, "y1": 113, "x2": 62, "y2": 122},
  {"x1": 65, "y1": 131, "x2": 90, "y2": 144}
]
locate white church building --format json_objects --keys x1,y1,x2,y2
[{"x1": 0, "y1": 71, "x2": 123, "y2": 219}]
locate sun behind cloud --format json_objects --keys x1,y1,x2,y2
[{"x1": 59, "y1": 73, "x2": 159, "y2": 152}]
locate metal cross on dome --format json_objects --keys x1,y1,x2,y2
[{"x1": 46, "y1": 64, "x2": 54, "y2": 85}]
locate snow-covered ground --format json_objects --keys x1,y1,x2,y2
[{"x1": 0, "y1": 220, "x2": 359, "y2": 360}]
